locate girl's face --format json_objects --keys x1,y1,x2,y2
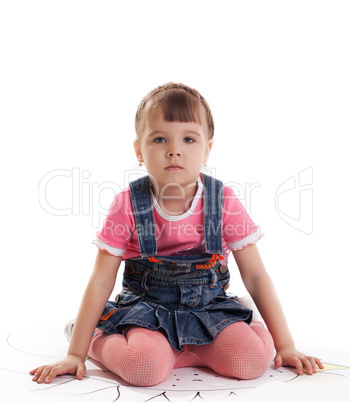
[{"x1": 134, "y1": 106, "x2": 213, "y2": 194}]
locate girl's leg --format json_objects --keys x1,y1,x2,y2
[
  {"x1": 88, "y1": 326, "x2": 177, "y2": 386},
  {"x1": 174, "y1": 321, "x2": 274, "y2": 380}
]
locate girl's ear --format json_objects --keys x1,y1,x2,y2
[
  {"x1": 133, "y1": 139, "x2": 143, "y2": 162},
  {"x1": 133, "y1": 139, "x2": 140, "y2": 157},
  {"x1": 205, "y1": 139, "x2": 214, "y2": 162}
]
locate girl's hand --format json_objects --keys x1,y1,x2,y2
[
  {"x1": 29, "y1": 355, "x2": 86, "y2": 384},
  {"x1": 274, "y1": 346, "x2": 324, "y2": 375}
]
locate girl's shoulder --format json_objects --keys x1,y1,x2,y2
[
  {"x1": 107, "y1": 185, "x2": 133, "y2": 217},
  {"x1": 222, "y1": 184, "x2": 240, "y2": 202},
  {"x1": 221, "y1": 184, "x2": 251, "y2": 217}
]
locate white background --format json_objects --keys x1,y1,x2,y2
[{"x1": 1, "y1": 1, "x2": 349, "y2": 363}]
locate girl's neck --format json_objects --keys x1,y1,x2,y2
[{"x1": 151, "y1": 180, "x2": 198, "y2": 216}]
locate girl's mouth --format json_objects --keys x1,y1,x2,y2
[{"x1": 165, "y1": 165, "x2": 183, "y2": 171}]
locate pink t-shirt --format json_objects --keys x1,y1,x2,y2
[{"x1": 94, "y1": 176, "x2": 262, "y2": 262}]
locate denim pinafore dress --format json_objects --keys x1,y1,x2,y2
[{"x1": 97, "y1": 174, "x2": 252, "y2": 351}]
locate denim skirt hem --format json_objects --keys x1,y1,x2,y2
[{"x1": 97, "y1": 296, "x2": 253, "y2": 351}]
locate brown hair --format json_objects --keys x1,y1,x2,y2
[{"x1": 135, "y1": 82, "x2": 214, "y2": 139}]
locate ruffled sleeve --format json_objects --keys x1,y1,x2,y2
[
  {"x1": 222, "y1": 186, "x2": 263, "y2": 251},
  {"x1": 93, "y1": 188, "x2": 135, "y2": 257}
]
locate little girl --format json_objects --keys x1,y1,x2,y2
[{"x1": 31, "y1": 82, "x2": 323, "y2": 386}]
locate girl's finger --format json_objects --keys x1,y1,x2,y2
[
  {"x1": 308, "y1": 356, "x2": 319, "y2": 373},
  {"x1": 315, "y1": 358, "x2": 324, "y2": 370},
  {"x1": 307, "y1": 356, "x2": 323, "y2": 373},
  {"x1": 45, "y1": 367, "x2": 59, "y2": 383},
  {"x1": 301, "y1": 357, "x2": 313, "y2": 375},
  {"x1": 37, "y1": 366, "x2": 52, "y2": 383},
  {"x1": 274, "y1": 353, "x2": 283, "y2": 368},
  {"x1": 31, "y1": 366, "x2": 45, "y2": 381},
  {"x1": 76, "y1": 362, "x2": 86, "y2": 380},
  {"x1": 294, "y1": 358, "x2": 304, "y2": 375}
]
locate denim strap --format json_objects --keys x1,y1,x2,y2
[
  {"x1": 129, "y1": 174, "x2": 223, "y2": 257},
  {"x1": 202, "y1": 173, "x2": 223, "y2": 254},
  {"x1": 129, "y1": 175, "x2": 157, "y2": 257}
]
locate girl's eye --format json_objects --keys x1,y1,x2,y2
[
  {"x1": 154, "y1": 137, "x2": 166, "y2": 143},
  {"x1": 184, "y1": 137, "x2": 194, "y2": 143}
]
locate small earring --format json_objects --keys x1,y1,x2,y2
[
  {"x1": 203, "y1": 162, "x2": 207, "y2": 167},
  {"x1": 138, "y1": 156, "x2": 143, "y2": 166}
]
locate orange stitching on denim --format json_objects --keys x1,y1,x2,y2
[
  {"x1": 206, "y1": 254, "x2": 218, "y2": 263},
  {"x1": 195, "y1": 261, "x2": 217, "y2": 270},
  {"x1": 197, "y1": 254, "x2": 224, "y2": 269},
  {"x1": 99, "y1": 309, "x2": 118, "y2": 321},
  {"x1": 206, "y1": 254, "x2": 225, "y2": 263},
  {"x1": 148, "y1": 256, "x2": 163, "y2": 262}
]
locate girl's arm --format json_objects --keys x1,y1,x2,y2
[
  {"x1": 233, "y1": 244, "x2": 323, "y2": 375},
  {"x1": 30, "y1": 249, "x2": 123, "y2": 384}
]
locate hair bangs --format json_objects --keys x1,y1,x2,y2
[
  {"x1": 157, "y1": 89, "x2": 201, "y2": 125},
  {"x1": 135, "y1": 82, "x2": 214, "y2": 139}
]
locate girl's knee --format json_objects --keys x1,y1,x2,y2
[
  {"x1": 210, "y1": 322, "x2": 274, "y2": 380},
  {"x1": 119, "y1": 346, "x2": 175, "y2": 386},
  {"x1": 238, "y1": 345, "x2": 274, "y2": 379},
  {"x1": 119, "y1": 328, "x2": 176, "y2": 386},
  {"x1": 218, "y1": 344, "x2": 273, "y2": 380}
]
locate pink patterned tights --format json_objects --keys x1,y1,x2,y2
[{"x1": 88, "y1": 321, "x2": 274, "y2": 387}]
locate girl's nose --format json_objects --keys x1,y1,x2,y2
[{"x1": 167, "y1": 148, "x2": 181, "y2": 158}]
